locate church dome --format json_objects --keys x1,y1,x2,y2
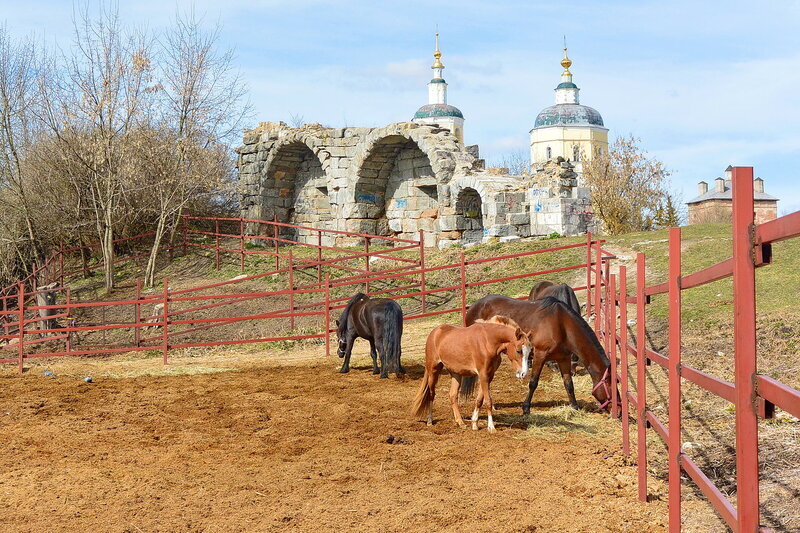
[
  {"x1": 414, "y1": 103, "x2": 464, "y2": 120},
  {"x1": 534, "y1": 103, "x2": 604, "y2": 128}
]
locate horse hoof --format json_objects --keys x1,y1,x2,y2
[
  {"x1": 487, "y1": 427, "x2": 497, "y2": 434},
  {"x1": 380, "y1": 374, "x2": 388, "y2": 379},
  {"x1": 570, "y1": 404, "x2": 580, "y2": 411},
  {"x1": 339, "y1": 367, "x2": 349, "y2": 373},
  {"x1": 521, "y1": 405, "x2": 531, "y2": 415},
  {"x1": 372, "y1": 369, "x2": 380, "y2": 375}
]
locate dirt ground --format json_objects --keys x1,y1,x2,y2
[{"x1": 0, "y1": 320, "x2": 670, "y2": 533}]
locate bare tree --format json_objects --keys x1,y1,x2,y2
[
  {"x1": 582, "y1": 135, "x2": 669, "y2": 235},
  {"x1": 491, "y1": 149, "x2": 530, "y2": 175}
]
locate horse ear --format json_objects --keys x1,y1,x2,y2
[{"x1": 515, "y1": 327, "x2": 523, "y2": 339}]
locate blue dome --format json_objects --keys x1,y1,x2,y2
[
  {"x1": 534, "y1": 103, "x2": 604, "y2": 128},
  {"x1": 414, "y1": 103, "x2": 464, "y2": 120}
]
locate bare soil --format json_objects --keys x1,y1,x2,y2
[{"x1": 0, "y1": 330, "x2": 668, "y2": 533}]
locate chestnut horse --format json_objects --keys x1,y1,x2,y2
[
  {"x1": 528, "y1": 280, "x2": 582, "y2": 373},
  {"x1": 411, "y1": 316, "x2": 533, "y2": 433},
  {"x1": 465, "y1": 294, "x2": 617, "y2": 413},
  {"x1": 336, "y1": 293, "x2": 404, "y2": 378}
]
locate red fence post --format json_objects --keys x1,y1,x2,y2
[
  {"x1": 240, "y1": 217, "x2": 245, "y2": 273},
  {"x1": 668, "y1": 227, "x2": 682, "y2": 533},
  {"x1": 619, "y1": 265, "x2": 630, "y2": 454},
  {"x1": 182, "y1": 215, "x2": 188, "y2": 256},
  {"x1": 65, "y1": 287, "x2": 72, "y2": 354},
  {"x1": 636, "y1": 252, "x2": 648, "y2": 501},
  {"x1": 594, "y1": 245, "x2": 602, "y2": 333},
  {"x1": 586, "y1": 232, "x2": 593, "y2": 317},
  {"x1": 273, "y1": 214, "x2": 279, "y2": 271},
  {"x1": 460, "y1": 251, "x2": 467, "y2": 326},
  {"x1": 317, "y1": 231, "x2": 322, "y2": 288},
  {"x1": 134, "y1": 278, "x2": 142, "y2": 347},
  {"x1": 364, "y1": 237, "x2": 371, "y2": 295},
  {"x1": 419, "y1": 229, "x2": 427, "y2": 314},
  {"x1": 17, "y1": 282, "x2": 24, "y2": 374},
  {"x1": 288, "y1": 249, "x2": 295, "y2": 331},
  {"x1": 59, "y1": 241, "x2": 65, "y2": 286},
  {"x1": 609, "y1": 273, "x2": 619, "y2": 419},
  {"x1": 731, "y1": 166, "x2": 760, "y2": 533},
  {"x1": 215, "y1": 219, "x2": 220, "y2": 271},
  {"x1": 162, "y1": 278, "x2": 169, "y2": 365},
  {"x1": 324, "y1": 273, "x2": 330, "y2": 357}
]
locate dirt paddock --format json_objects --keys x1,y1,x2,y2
[{"x1": 0, "y1": 331, "x2": 670, "y2": 533}]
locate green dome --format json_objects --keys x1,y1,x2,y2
[{"x1": 413, "y1": 103, "x2": 464, "y2": 119}]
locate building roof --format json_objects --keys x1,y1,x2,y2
[
  {"x1": 414, "y1": 103, "x2": 464, "y2": 119},
  {"x1": 687, "y1": 180, "x2": 779, "y2": 204},
  {"x1": 534, "y1": 103, "x2": 604, "y2": 128}
]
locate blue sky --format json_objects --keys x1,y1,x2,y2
[{"x1": 4, "y1": 0, "x2": 800, "y2": 213}]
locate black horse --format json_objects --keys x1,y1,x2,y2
[
  {"x1": 529, "y1": 280, "x2": 582, "y2": 374},
  {"x1": 336, "y1": 293, "x2": 404, "y2": 378}
]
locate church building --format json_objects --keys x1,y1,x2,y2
[{"x1": 530, "y1": 46, "x2": 608, "y2": 174}]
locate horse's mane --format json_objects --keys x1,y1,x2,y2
[
  {"x1": 537, "y1": 296, "x2": 609, "y2": 366},
  {"x1": 475, "y1": 315, "x2": 521, "y2": 330},
  {"x1": 339, "y1": 293, "x2": 368, "y2": 332}
]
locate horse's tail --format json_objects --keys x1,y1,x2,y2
[
  {"x1": 459, "y1": 374, "x2": 477, "y2": 402},
  {"x1": 382, "y1": 303, "x2": 403, "y2": 375},
  {"x1": 411, "y1": 370, "x2": 432, "y2": 419}
]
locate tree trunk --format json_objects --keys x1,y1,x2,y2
[{"x1": 144, "y1": 213, "x2": 168, "y2": 287}]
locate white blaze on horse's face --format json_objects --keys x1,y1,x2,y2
[{"x1": 517, "y1": 345, "x2": 531, "y2": 379}]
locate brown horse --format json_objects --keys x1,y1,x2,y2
[
  {"x1": 465, "y1": 294, "x2": 617, "y2": 414},
  {"x1": 528, "y1": 280, "x2": 582, "y2": 373},
  {"x1": 411, "y1": 316, "x2": 533, "y2": 433}
]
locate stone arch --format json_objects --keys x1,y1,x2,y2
[
  {"x1": 262, "y1": 136, "x2": 331, "y2": 242},
  {"x1": 348, "y1": 131, "x2": 442, "y2": 241},
  {"x1": 455, "y1": 188, "x2": 484, "y2": 244}
]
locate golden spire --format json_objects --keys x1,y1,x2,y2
[
  {"x1": 432, "y1": 31, "x2": 444, "y2": 69},
  {"x1": 561, "y1": 36, "x2": 572, "y2": 75}
]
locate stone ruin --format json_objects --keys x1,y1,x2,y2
[{"x1": 237, "y1": 121, "x2": 595, "y2": 248}]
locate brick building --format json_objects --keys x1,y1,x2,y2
[{"x1": 687, "y1": 166, "x2": 778, "y2": 224}]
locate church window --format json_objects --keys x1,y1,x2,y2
[
  {"x1": 573, "y1": 145, "x2": 580, "y2": 162},
  {"x1": 546, "y1": 146, "x2": 552, "y2": 159}
]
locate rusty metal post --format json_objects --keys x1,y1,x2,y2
[
  {"x1": 288, "y1": 249, "x2": 295, "y2": 331},
  {"x1": 324, "y1": 273, "x2": 330, "y2": 357},
  {"x1": 59, "y1": 241, "x2": 65, "y2": 286},
  {"x1": 134, "y1": 278, "x2": 142, "y2": 347},
  {"x1": 460, "y1": 251, "x2": 467, "y2": 326},
  {"x1": 636, "y1": 252, "x2": 648, "y2": 502},
  {"x1": 215, "y1": 219, "x2": 220, "y2": 270},
  {"x1": 419, "y1": 229, "x2": 427, "y2": 314},
  {"x1": 162, "y1": 279, "x2": 169, "y2": 365},
  {"x1": 619, "y1": 265, "x2": 630, "y2": 454},
  {"x1": 17, "y1": 282, "x2": 24, "y2": 374},
  {"x1": 240, "y1": 217, "x2": 245, "y2": 273},
  {"x1": 731, "y1": 166, "x2": 760, "y2": 533},
  {"x1": 609, "y1": 273, "x2": 619, "y2": 419},
  {"x1": 65, "y1": 287, "x2": 72, "y2": 354},
  {"x1": 364, "y1": 237, "x2": 371, "y2": 295},
  {"x1": 667, "y1": 227, "x2": 682, "y2": 533},
  {"x1": 317, "y1": 231, "x2": 322, "y2": 288},
  {"x1": 586, "y1": 232, "x2": 593, "y2": 317},
  {"x1": 594, "y1": 245, "x2": 602, "y2": 333}
]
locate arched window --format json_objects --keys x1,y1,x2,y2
[
  {"x1": 573, "y1": 145, "x2": 580, "y2": 162},
  {"x1": 545, "y1": 146, "x2": 552, "y2": 160}
]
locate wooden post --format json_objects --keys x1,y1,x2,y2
[
  {"x1": 731, "y1": 167, "x2": 760, "y2": 533},
  {"x1": 65, "y1": 287, "x2": 72, "y2": 354},
  {"x1": 17, "y1": 282, "x2": 24, "y2": 374},
  {"x1": 364, "y1": 237, "x2": 371, "y2": 295},
  {"x1": 162, "y1": 279, "x2": 169, "y2": 365},
  {"x1": 609, "y1": 273, "x2": 619, "y2": 419},
  {"x1": 636, "y1": 252, "x2": 648, "y2": 502},
  {"x1": 273, "y1": 214, "x2": 279, "y2": 271},
  {"x1": 586, "y1": 232, "x2": 593, "y2": 317},
  {"x1": 667, "y1": 227, "x2": 682, "y2": 532},
  {"x1": 324, "y1": 273, "x2": 330, "y2": 357},
  {"x1": 240, "y1": 217, "x2": 245, "y2": 273},
  {"x1": 288, "y1": 249, "x2": 295, "y2": 331},
  {"x1": 460, "y1": 251, "x2": 467, "y2": 326},
  {"x1": 317, "y1": 231, "x2": 322, "y2": 288},
  {"x1": 619, "y1": 265, "x2": 630, "y2": 455},
  {"x1": 134, "y1": 277, "x2": 142, "y2": 347},
  {"x1": 419, "y1": 229, "x2": 427, "y2": 314},
  {"x1": 215, "y1": 219, "x2": 220, "y2": 270}
]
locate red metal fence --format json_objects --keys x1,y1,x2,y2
[{"x1": 595, "y1": 167, "x2": 800, "y2": 532}]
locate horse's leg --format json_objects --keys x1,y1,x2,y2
[
  {"x1": 368, "y1": 339, "x2": 379, "y2": 375},
  {"x1": 339, "y1": 335, "x2": 356, "y2": 373},
  {"x1": 557, "y1": 356, "x2": 580, "y2": 410},
  {"x1": 521, "y1": 354, "x2": 548, "y2": 415},
  {"x1": 471, "y1": 385, "x2": 485, "y2": 431},
  {"x1": 478, "y1": 372, "x2": 496, "y2": 433},
  {"x1": 426, "y1": 362, "x2": 443, "y2": 426},
  {"x1": 448, "y1": 374, "x2": 466, "y2": 429}
]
